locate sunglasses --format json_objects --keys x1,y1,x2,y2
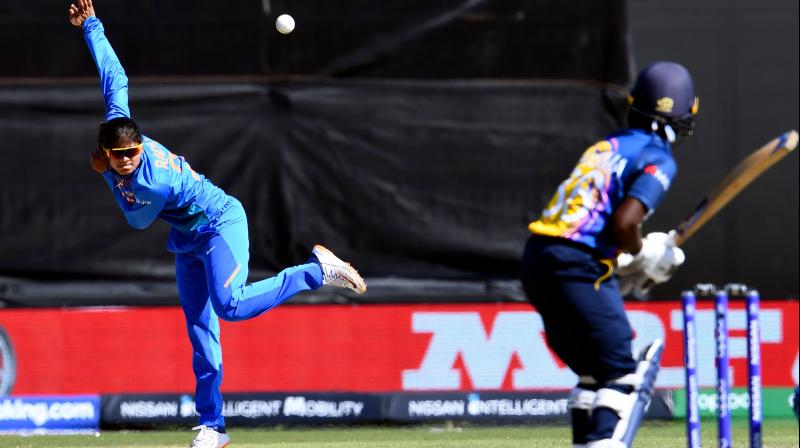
[{"x1": 104, "y1": 143, "x2": 143, "y2": 160}]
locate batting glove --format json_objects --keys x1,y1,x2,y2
[{"x1": 616, "y1": 232, "x2": 685, "y2": 295}]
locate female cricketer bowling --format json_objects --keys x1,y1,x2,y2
[
  {"x1": 69, "y1": 1, "x2": 366, "y2": 447},
  {"x1": 522, "y1": 62, "x2": 699, "y2": 447}
]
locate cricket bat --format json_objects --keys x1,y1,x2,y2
[{"x1": 671, "y1": 129, "x2": 798, "y2": 246}]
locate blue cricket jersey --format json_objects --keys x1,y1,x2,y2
[
  {"x1": 83, "y1": 16, "x2": 231, "y2": 246},
  {"x1": 529, "y1": 129, "x2": 677, "y2": 257}
]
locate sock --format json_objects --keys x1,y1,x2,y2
[{"x1": 571, "y1": 408, "x2": 591, "y2": 445}]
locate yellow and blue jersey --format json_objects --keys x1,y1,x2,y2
[
  {"x1": 85, "y1": 17, "x2": 230, "y2": 244},
  {"x1": 529, "y1": 129, "x2": 676, "y2": 257}
]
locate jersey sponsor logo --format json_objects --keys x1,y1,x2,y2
[
  {"x1": 120, "y1": 191, "x2": 151, "y2": 206},
  {"x1": 114, "y1": 177, "x2": 152, "y2": 206},
  {"x1": 656, "y1": 97, "x2": 674, "y2": 114},
  {"x1": 644, "y1": 164, "x2": 671, "y2": 191}
]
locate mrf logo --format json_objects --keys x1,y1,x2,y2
[
  {"x1": 401, "y1": 309, "x2": 786, "y2": 391},
  {"x1": 402, "y1": 312, "x2": 576, "y2": 390}
]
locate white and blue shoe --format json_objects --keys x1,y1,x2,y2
[
  {"x1": 312, "y1": 245, "x2": 367, "y2": 294},
  {"x1": 190, "y1": 425, "x2": 229, "y2": 448}
]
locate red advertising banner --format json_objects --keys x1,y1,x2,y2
[{"x1": 0, "y1": 301, "x2": 797, "y2": 395}]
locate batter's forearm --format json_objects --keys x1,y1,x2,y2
[
  {"x1": 613, "y1": 222, "x2": 643, "y2": 255},
  {"x1": 611, "y1": 197, "x2": 648, "y2": 254}
]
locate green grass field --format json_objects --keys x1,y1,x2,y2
[{"x1": 1, "y1": 419, "x2": 798, "y2": 448}]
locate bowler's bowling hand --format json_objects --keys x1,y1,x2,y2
[{"x1": 68, "y1": 0, "x2": 95, "y2": 27}]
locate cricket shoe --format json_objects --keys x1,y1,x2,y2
[
  {"x1": 190, "y1": 425, "x2": 229, "y2": 448},
  {"x1": 311, "y1": 245, "x2": 367, "y2": 294}
]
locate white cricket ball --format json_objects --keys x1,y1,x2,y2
[{"x1": 276, "y1": 14, "x2": 295, "y2": 34}]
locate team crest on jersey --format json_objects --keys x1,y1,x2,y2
[
  {"x1": 114, "y1": 176, "x2": 151, "y2": 206},
  {"x1": 655, "y1": 97, "x2": 674, "y2": 114},
  {"x1": 644, "y1": 164, "x2": 671, "y2": 190}
]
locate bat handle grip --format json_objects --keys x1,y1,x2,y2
[{"x1": 669, "y1": 229, "x2": 684, "y2": 247}]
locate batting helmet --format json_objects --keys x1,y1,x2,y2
[{"x1": 628, "y1": 61, "x2": 699, "y2": 142}]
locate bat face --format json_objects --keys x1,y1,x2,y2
[{"x1": 672, "y1": 130, "x2": 797, "y2": 246}]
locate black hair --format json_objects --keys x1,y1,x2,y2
[{"x1": 98, "y1": 117, "x2": 142, "y2": 150}]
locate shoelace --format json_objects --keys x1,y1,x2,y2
[{"x1": 323, "y1": 265, "x2": 356, "y2": 289}]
